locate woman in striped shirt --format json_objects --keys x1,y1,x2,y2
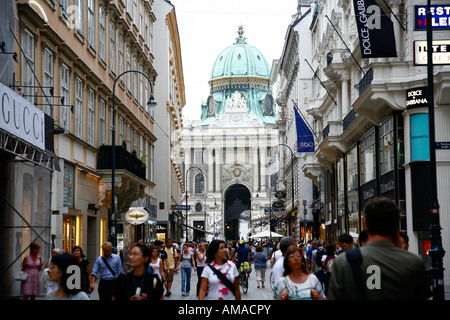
[{"x1": 273, "y1": 245, "x2": 326, "y2": 300}]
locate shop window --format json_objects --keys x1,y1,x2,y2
[
  {"x1": 379, "y1": 116, "x2": 395, "y2": 175},
  {"x1": 361, "y1": 130, "x2": 376, "y2": 184}
]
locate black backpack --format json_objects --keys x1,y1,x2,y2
[{"x1": 315, "y1": 248, "x2": 325, "y2": 270}]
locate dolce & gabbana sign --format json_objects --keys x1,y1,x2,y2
[
  {"x1": 406, "y1": 87, "x2": 428, "y2": 109},
  {"x1": 0, "y1": 82, "x2": 45, "y2": 150}
]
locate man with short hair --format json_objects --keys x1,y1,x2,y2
[
  {"x1": 271, "y1": 237, "x2": 297, "y2": 288},
  {"x1": 337, "y1": 233, "x2": 354, "y2": 254},
  {"x1": 306, "y1": 240, "x2": 316, "y2": 271},
  {"x1": 163, "y1": 239, "x2": 179, "y2": 297},
  {"x1": 328, "y1": 197, "x2": 430, "y2": 300},
  {"x1": 90, "y1": 242, "x2": 123, "y2": 300}
]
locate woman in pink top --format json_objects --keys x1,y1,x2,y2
[{"x1": 21, "y1": 242, "x2": 43, "y2": 300}]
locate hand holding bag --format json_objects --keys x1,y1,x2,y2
[{"x1": 15, "y1": 270, "x2": 29, "y2": 281}]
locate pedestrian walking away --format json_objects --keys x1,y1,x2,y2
[
  {"x1": 198, "y1": 239, "x2": 241, "y2": 300},
  {"x1": 327, "y1": 197, "x2": 430, "y2": 300},
  {"x1": 180, "y1": 243, "x2": 196, "y2": 296},
  {"x1": 90, "y1": 241, "x2": 123, "y2": 300},
  {"x1": 113, "y1": 244, "x2": 164, "y2": 300},
  {"x1": 253, "y1": 245, "x2": 268, "y2": 288}
]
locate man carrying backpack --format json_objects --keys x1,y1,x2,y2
[{"x1": 311, "y1": 240, "x2": 325, "y2": 284}]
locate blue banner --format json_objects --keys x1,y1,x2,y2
[
  {"x1": 415, "y1": 5, "x2": 450, "y2": 30},
  {"x1": 294, "y1": 107, "x2": 315, "y2": 153}
]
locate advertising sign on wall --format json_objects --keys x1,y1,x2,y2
[
  {"x1": 415, "y1": 5, "x2": 450, "y2": 30},
  {"x1": 414, "y1": 40, "x2": 450, "y2": 65},
  {"x1": 0, "y1": 82, "x2": 46, "y2": 150},
  {"x1": 352, "y1": 0, "x2": 397, "y2": 58},
  {"x1": 410, "y1": 113, "x2": 430, "y2": 162}
]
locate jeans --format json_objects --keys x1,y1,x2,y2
[{"x1": 181, "y1": 267, "x2": 192, "y2": 293}]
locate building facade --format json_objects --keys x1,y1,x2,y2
[
  {"x1": 7, "y1": 0, "x2": 160, "y2": 284},
  {"x1": 292, "y1": 0, "x2": 450, "y2": 285},
  {"x1": 182, "y1": 27, "x2": 282, "y2": 242},
  {"x1": 153, "y1": 0, "x2": 185, "y2": 243},
  {"x1": 276, "y1": 1, "x2": 317, "y2": 242}
]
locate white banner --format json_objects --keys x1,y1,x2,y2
[{"x1": 0, "y1": 81, "x2": 46, "y2": 150}]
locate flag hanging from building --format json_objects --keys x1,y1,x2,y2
[
  {"x1": 294, "y1": 107, "x2": 315, "y2": 153},
  {"x1": 180, "y1": 195, "x2": 189, "y2": 203},
  {"x1": 352, "y1": 0, "x2": 397, "y2": 58}
]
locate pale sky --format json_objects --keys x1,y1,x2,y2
[{"x1": 169, "y1": 0, "x2": 299, "y2": 122}]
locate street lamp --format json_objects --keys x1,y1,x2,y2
[
  {"x1": 276, "y1": 144, "x2": 296, "y2": 238},
  {"x1": 204, "y1": 194, "x2": 217, "y2": 240},
  {"x1": 426, "y1": 1, "x2": 445, "y2": 300},
  {"x1": 184, "y1": 166, "x2": 204, "y2": 242},
  {"x1": 110, "y1": 70, "x2": 156, "y2": 252},
  {"x1": 256, "y1": 184, "x2": 272, "y2": 241}
]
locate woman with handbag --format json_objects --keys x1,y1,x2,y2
[
  {"x1": 20, "y1": 242, "x2": 43, "y2": 300},
  {"x1": 198, "y1": 240, "x2": 241, "y2": 300}
]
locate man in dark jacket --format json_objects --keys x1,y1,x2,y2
[{"x1": 327, "y1": 197, "x2": 429, "y2": 300}]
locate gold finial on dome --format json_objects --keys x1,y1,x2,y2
[
  {"x1": 236, "y1": 25, "x2": 246, "y2": 44},
  {"x1": 238, "y1": 25, "x2": 244, "y2": 39}
]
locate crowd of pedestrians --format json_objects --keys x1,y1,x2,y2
[{"x1": 14, "y1": 197, "x2": 432, "y2": 300}]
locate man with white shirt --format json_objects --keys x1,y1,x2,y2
[{"x1": 271, "y1": 237, "x2": 296, "y2": 290}]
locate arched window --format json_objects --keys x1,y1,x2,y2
[{"x1": 195, "y1": 174, "x2": 205, "y2": 194}]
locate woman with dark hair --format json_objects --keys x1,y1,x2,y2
[
  {"x1": 198, "y1": 240, "x2": 241, "y2": 300},
  {"x1": 273, "y1": 246, "x2": 326, "y2": 300},
  {"x1": 46, "y1": 253, "x2": 89, "y2": 300},
  {"x1": 113, "y1": 244, "x2": 164, "y2": 300},
  {"x1": 72, "y1": 246, "x2": 91, "y2": 294},
  {"x1": 21, "y1": 242, "x2": 43, "y2": 300},
  {"x1": 322, "y1": 244, "x2": 337, "y2": 296}
]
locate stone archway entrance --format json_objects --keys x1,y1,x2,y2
[{"x1": 224, "y1": 184, "x2": 251, "y2": 241}]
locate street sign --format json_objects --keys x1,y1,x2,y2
[
  {"x1": 171, "y1": 205, "x2": 191, "y2": 210},
  {"x1": 436, "y1": 142, "x2": 450, "y2": 150},
  {"x1": 415, "y1": 5, "x2": 450, "y2": 30}
]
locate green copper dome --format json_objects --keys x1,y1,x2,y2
[
  {"x1": 211, "y1": 27, "x2": 270, "y2": 79},
  {"x1": 199, "y1": 26, "x2": 276, "y2": 127}
]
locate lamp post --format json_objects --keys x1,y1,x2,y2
[
  {"x1": 204, "y1": 194, "x2": 217, "y2": 241},
  {"x1": 276, "y1": 144, "x2": 296, "y2": 238},
  {"x1": 256, "y1": 184, "x2": 272, "y2": 241},
  {"x1": 184, "y1": 166, "x2": 204, "y2": 242},
  {"x1": 110, "y1": 70, "x2": 156, "y2": 253},
  {"x1": 426, "y1": 1, "x2": 445, "y2": 300}
]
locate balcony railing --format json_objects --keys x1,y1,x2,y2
[
  {"x1": 343, "y1": 109, "x2": 357, "y2": 131},
  {"x1": 97, "y1": 145, "x2": 146, "y2": 181},
  {"x1": 359, "y1": 68, "x2": 373, "y2": 95},
  {"x1": 322, "y1": 125, "x2": 330, "y2": 139}
]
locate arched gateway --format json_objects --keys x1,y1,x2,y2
[{"x1": 224, "y1": 184, "x2": 251, "y2": 241}]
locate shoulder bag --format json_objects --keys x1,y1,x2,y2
[
  {"x1": 208, "y1": 264, "x2": 236, "y2": 296},
  {"x1": 102, "y1": 256, "x2": 116, "y2": 277},
  {"x1": 345, "y1": 247, "x2": 367, "y2": 300}
]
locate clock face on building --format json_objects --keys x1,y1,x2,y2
[
  {"x1": 263, "y1": 94, "x2": 273, "y2": 115},
  {"x1": 207, "y1": 96, "x2": 216, "y2": 116}
]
